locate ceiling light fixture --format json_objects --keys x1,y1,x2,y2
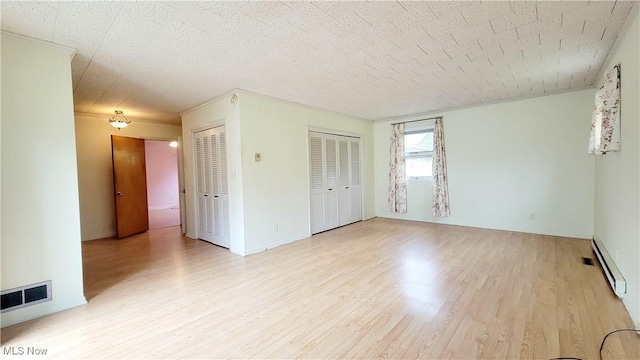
[
  {"x1": 109, "y1": 110, "x2": 130, "y2": 129},
  {"x1": 169, "y1": 141, "x2": 178, "y2": 148}
]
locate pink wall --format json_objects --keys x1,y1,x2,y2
[{"x1": 145, "y1": 140, "x2": 179, "y2": 209}]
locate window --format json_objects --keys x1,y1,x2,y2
[{"x1": 405, "y1": 128, "x2": 433, "y2": 180}]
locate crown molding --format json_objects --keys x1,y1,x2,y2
[
  {"x1": 74, "y1": 112, "x2": 181, "y2": 126},
  {"x1": 1, "y1": 31, "x2": 76, "y2": 60}
]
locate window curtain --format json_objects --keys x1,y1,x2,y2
[
  {"x1": 589, "y1": 64, "x2": 621, "y2": 154},
  {"x1": 388, "y1": 123, "x2": 407, "y2": 213},
  {"x1": 432, "y1": 117, "x2": 450, "y2": 217}
]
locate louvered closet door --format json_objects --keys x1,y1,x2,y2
[
  {"x1": 324, "y1": 137, "x2": 340, "y2": 229},
  {"x1": 310, "y1": 132, "x2": 361, "y2": 234},
  {"x1": 338, "y1": 138, "x2": 362, "y2": 226},
  {"x1": 309, "y1": 135, "x2": 326, "y2": 234},
  {"x1": 194, "y1": 126, "x2": 230, "y2": 248},
  {"x1": 309, "y1": 134, "x2": 339, "y2": 233},
  {"x1": 346, "y1": 139, "x2": 362, "y2": 225},
  {"x1": 195, "y1": 130, "x2": 214, "y2": 242}
]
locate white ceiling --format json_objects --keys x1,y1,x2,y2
[{"x1": 1, "y1": 1, "x2": 633, "y2": 124}]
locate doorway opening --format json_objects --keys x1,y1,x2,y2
[
  {"x1": 84, "y1": 137, "x2": 183, "y2": 300},
  {"x1": 145, "y1": 140, "x2": 181, "y2": 230}
]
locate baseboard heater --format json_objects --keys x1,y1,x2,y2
[{"x1": 591, "y1": 237, "x2": 626, "y2": 298}]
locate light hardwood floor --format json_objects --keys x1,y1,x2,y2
[
  {"x1": 148, "y1": 208, "x2": 181, "y2": 230},
  {"x1": 1, "y1": 218, "x2": 637, "y2": 359}
]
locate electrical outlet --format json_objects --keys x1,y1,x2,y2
[
  {"x1": 273, "y1": 225, "x2": 278, "y2": 232},
  {"x1": 529, "y1": 213, "x2": 536, "y2": 220}
]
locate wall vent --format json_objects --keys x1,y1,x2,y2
[
  {"x1": 1, "y1": 281, "x2": 52, "y2": 313},
  {"x1": 591, "y1": 237, "x2": 626, "y2": 298}
]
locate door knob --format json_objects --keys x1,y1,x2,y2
[{"x1": 116, "y1": 192, "x2": 123, "y2": 196}]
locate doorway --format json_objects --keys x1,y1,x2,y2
[{"x1": 145, "y1": 140, "x2": 181, "y2": 230}]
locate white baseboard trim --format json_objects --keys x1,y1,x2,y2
[
  {"x1": 1, "y1": 295, "x2": 87, "y2": 328},
  {"x1": 374, "y1": 215, "x2": 590, "y2": 239},
  {"x1": 82, "y1": 231, "x2": 116, "y2": 241},
  {"x1": 148, "y1": 204, "x2": 177, "y2": 211},
  {"x1": 245, "y1": 233, "x2": 311, "y2": 256},
  {"x1": 622, "y1": 299, "x2": 640, "y2": 329}
]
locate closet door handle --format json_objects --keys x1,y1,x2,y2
[{"x1": 116, "y1": 192, "x2": 123, "y2": 196}]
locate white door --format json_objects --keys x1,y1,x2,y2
[
  {"x1": 309, "y1": 134, "x2": 339, "y2": 233},
  {"x1": 194, "y1": 126, "x2": 230, "y2": 248},
  {"x1": 310, "y1": 132, "x2": 362, "y2": 234},
  {"x1": 309, "y1": 135, "x2": 325, "y2": 234},
  {"x1": 347, "y1": 140, "x2": 362, "y2": 225},
  {"x1": 324, "y1": 137, "x2": 340, "y2": 230},
  {"x1": 177, "y1": 137, "x2": 187, "y2": 234},
  {"x1": 339, "y1": 138, "x2": 362, "y2": 226}
]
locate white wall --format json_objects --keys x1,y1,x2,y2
[
  {"x1": 75, "y1": 115, "x2": 181, "y2": 240},
  {"x1": 181, "y1": 93, "x2": 246, "y2": 256},
  {"x1": 238, "y1": 91, "x2": 374, "y2": 254},
  {"x1": 1, "y1": 34, "x2": 86, "y2": 327},
  {"x1": 593, "y1": 4, "x2": 640, "y2": 326},
  {"x1": 375, "y1": 89, "x2": 595, "y2": 239},
  {"x1": 181, "y1": 91, "x2": 374, "y2": 256}
]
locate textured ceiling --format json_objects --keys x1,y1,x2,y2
[{"x1": 1, "y1": 1, "x2": 633, "y2": 124}]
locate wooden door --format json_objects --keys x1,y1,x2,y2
[{"x1": 111, "y1": 135, "x2": 149, "y2": 238}]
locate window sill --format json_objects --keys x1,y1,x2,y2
[{"x1": 407, "y1": 176, "x2": 432, "y2": 182}]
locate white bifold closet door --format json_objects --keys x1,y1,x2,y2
[
  {"x1": 194, "y1": 126, "x2": 230, "y2": 248},
  {"x1": 310, "y1": 132, "x2": 362, "y2": 234}
]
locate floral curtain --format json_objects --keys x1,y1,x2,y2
[
  {"x1": 388, "y1": 123, "x2": 407, "y2": 213},
  {"x1": 432, "y1": 117, "x2": 450, "y2": 217},
  {"x1": 589, "y1": 65, "x2": 621, "y2": 154}
]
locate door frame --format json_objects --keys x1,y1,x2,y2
[
  {"x1": 121, "y1": 135, "x2": 185, "y2": 233},
  {"x1": 189, "y1": 120, "x2": 226, "y2": 244},
  {"x1": 307, "y1": 126, "x2": 364, "y2": 235}
]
